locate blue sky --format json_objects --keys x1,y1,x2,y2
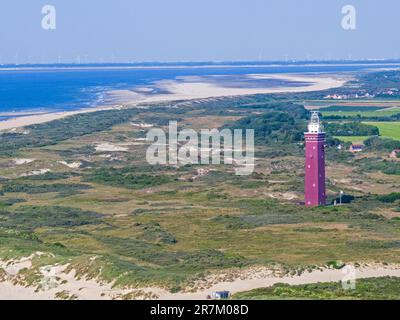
[{"x1": 0, "y1": 0, "x2": 399, "y2": 63}]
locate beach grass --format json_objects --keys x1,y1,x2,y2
[{"x1": 232, "y1": 277, "x2": 400, "y2": 300}]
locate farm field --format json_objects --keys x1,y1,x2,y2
[
  {"x1": 305, "y1": 100, "x2": 400, "y2": 109},
  {"x1": 364, "y1": 122, "x2": 400, "y2": 141},
  {"x1": 322, "y1": 108, "x2": 400, "y2": 118},
  {"x1": 334, "y1": 136, "x2": 370, "y2": 143}
]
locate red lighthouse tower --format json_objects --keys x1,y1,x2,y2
[{"x1": 304, "y1": 112, "x2": 326, "y2": 207}]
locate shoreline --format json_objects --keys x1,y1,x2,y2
[
  {"x1": 0, "y1": 73, "x2": 347, "y2": 131},
  {"x1": 0, "y1": 105, "x2": 124, "y2": 131}
]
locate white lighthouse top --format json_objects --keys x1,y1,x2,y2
[{"x1": 307, "y1": 111, "x2": 323, "y2": 133}]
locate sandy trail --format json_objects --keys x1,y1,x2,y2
[
  {"x1": 0, "y1": 263, "x2": 399, "y2": 300},
  {"x1": 0, "y1": 73, "x2": 346, "y2": 131},
  {"x1": 155, "y1": 264, "x2": 400, "y2": 300}
]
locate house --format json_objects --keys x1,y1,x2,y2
[
  {"x1": 324, "y1": 94, "x2": 346, "y2": 100},
  {"x1": 212, "y1": 291, "x2": 230, "y2": 299},
  {"x1": 349, "y1": 144, "x2": 364, "y2": 153},
  {"x1": 390, "y1": 149, "x2": 400, "y2": 159}
]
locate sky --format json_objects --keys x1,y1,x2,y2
[{"x1": 0, "y1": 0, "x2": 399, "y2": 64}]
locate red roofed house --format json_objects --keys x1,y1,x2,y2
[
  {"x1": 390, "y1": 149, "x2": 400, "y2": 159},
  {"x1": 349, "y1": 144, "x2": 364, "y2": 153}
]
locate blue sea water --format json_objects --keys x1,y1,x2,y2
[{"x1": 0, "y1": 63, "x2": 398, "y2": 114}]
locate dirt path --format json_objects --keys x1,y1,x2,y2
[
  {"x1": 154, "y1": 264, "x2": 400, "y2": 300},
  {"x1": 1, "y1": 262, "x2": 399, "y2": 300}
]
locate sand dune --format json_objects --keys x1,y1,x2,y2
[
  {"x1": 0, "y1": 261, "x2": 399, "y2": 300},
  {"x1": 155, "y1": 264, "x2": 400, "y2": 300}
]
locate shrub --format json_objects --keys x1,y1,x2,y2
[{"x1": 376, "y1": 193, "x2": 400, "y2": 203}]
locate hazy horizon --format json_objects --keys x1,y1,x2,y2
[
  {"x1": 2, "y1": 59, "x2": 400, "y2": 68},
  {"x1": 1, "y1": 0, "x2": 400, "y2": 64}
]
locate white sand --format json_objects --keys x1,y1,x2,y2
[
  {"x1": 130, "y1": 122, "x2": 154, "y2": 128},
  {"x1": 0, "y1": 73, "x2": 346, "y2": 131},
  {"x1": 20, "y1": 169, "x2": 51, "y2": 177},
  {"x1": 13, "y1": 158, "x2": 35, "y2": 165},
  {"x1": 0, "y1": 105, "x2": 123, "y2": 131},
  {"x1": 57, "y1": 161, "x2": 82, "y2": 169},
  {"x1": 108, "y1": 74, "x2": 346, "y2": 105},
  {"x1": 0, "y1": 255, "x2": 35, "y2": 275},
  {"x1": 0, "y1": 258, "x2": 155, "y2": 300},
  {"x1": 155, "y1": 264, "x2": 400, "y2": 300},
  {"x1": 95, "y1": 143, "x2": 129, "y2": 152},
  {"x1": 0, "y1": 252, "x2": 152, "y2": 300},
  {"x1": 1, "y1": 262, "x2": 399, "y2": 300},
  {"x1": 0, "y1": 269, "x2": 132, "y2": 300}
]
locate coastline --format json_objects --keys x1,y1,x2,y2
[
  {"x1": 0, "y1": 73, "x2": 347, "y2": 131},
  {"x1": 0, "y1": 105, "x2": 123, "y2": 131}
]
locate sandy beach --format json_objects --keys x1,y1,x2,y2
[
  {"x1": 107, "y1": 73, "x2": 346, "y2": 105},
  {"x1": 0, "y1": 73, "x2": 346, "y2": 131},
  {"x1": 0, "y1": 105, "x2": 123, "y2": 131}
]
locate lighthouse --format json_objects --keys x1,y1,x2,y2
[{"x1": 304, "y1": 112, "x2": 326, "y2": 206}]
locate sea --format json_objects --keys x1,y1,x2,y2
[{"x1": 0, "y1": 61, "x2": 399, "y2": 120}]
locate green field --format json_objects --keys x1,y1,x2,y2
[
  {"x1": 334, "y1": 136, "x2": 370, "y2": 143},
  {"x1": 364, "y1": 122, "x2": 400, "y2": 141},
  {"x1": 322, "y1": 109, "x2": 400, "y2": 118}
]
